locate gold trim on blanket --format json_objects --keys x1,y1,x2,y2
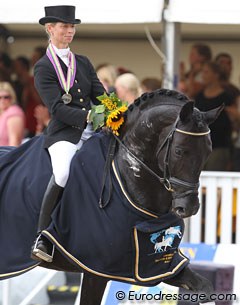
[
  {"x1": 133, "y1": 227, "x2": 188, "y2": 282},
  {"x1": 0, "y1": 263, "x2": 40, "y2": 279},
  {"x1": 112, "y1": 160, "x2": 158, "y2": 218},
  {"x1": 43, "y1": 230, "x2": 136, "y2": 283}
]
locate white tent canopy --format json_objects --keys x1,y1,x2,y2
[
  {"x1": 1, "y1": 0, "x2": 164, "y2": 24},
  {"x1": 165, "y1": 0, "x2": 240, "y2": 24},
  {"x1": 3, "y1": 0, "x2": 240, "y2": 25}
]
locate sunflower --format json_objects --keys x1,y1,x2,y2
[
  {"x1": 90, "y1": 93, "x2": 128, "y2": 135},
  {"x1": 106, "y1": 105, "x2": 128, "y2": 135}
]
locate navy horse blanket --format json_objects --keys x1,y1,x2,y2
[{"x1": 0, "y1": 132, "x2": 188, "y2": 285}]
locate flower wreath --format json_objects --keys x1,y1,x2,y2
[{"x1": 89, "y1": 92, "x2": 128, "y2": 136}]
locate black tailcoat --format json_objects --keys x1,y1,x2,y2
[{"x1": 34, "y1": 54, "x2": 105, "y2": 148}]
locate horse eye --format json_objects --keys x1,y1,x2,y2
[{"x1": 175, "y1": 147, "x2": 183, "y2": 156}]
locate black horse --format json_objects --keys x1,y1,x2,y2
[{"x1": 0, "y1": 89, "x2": 222, "y2": 305}]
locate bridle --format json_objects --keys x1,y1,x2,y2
[{"x1": 114, "y1": 116, "x2": 210, "y2": 197}]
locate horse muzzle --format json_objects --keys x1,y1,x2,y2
[{"x1": 171, "y1": 191, "x2": 200, "y2": 218}]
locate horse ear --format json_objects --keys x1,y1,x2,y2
[
  {"x1": 179, "y1": 102, "x2": 194, "y2": 123},
  {"x1": 203, "y1": 104, "x2": 224, "y2": 125}
]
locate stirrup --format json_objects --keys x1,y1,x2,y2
[{"x1": 32, "y1": 234, "x2": 55, "y2": 263}]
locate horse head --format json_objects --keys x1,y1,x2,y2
[
  {"x1": 117, "y1": 89, "x2": 223, "y2": 218},
  {"x1": 160, "y1": 100, "x2": 223, "y2": 218}
]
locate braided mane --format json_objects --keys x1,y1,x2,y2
[
  {"x1": 121, "y1": 89, "x2": 206, "y2": 135},
  {"x1": 127, "y1": 89, "x2": 191, "y2": 113},
  {"x1": 122, "y1": 89, "x2": 192, "y2": 133}
]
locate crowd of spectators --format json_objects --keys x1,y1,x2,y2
[
  {"x1": 1, "y1": 42, "x2": 240, "y2": 172},
  {"x1": 178, "y1": 43, "x2": 240, "y2": 171},
  {"x1": 0, "y1": 47, "x2": 50, "y2": 145}
]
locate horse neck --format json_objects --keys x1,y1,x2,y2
[{"x1": 115, "y1": 105, "x2": 179, "y2": 215}]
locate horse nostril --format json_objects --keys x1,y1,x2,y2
[{"x1": 174, "y1": 207, "x2": 185, "y2": 218}]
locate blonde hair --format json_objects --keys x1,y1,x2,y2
[
  {"x1": 0, "y1": 82, "x2": 17, "y2": 105},
  {"x1": 45, "y1": 23, "x2": 56, "y2": 42},
  {"x1": 115, "y1": 73, "x2": 142, "y2": 98},
  {"x1": 97, "y1": 65, "x2": 117, "y2": 88}
]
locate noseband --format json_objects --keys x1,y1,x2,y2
[{"x1": 114, "y1": 116, "x2": 210, "y2": 196}]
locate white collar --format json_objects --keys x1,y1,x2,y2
[{"x1": 52, "y1": 44, "x2": 70, "y2": 58}]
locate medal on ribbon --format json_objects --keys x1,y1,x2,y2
[{"x1": 46, "y1": 43, "x2": 76, "y2": 104}]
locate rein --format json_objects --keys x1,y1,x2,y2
[
  {"x1": 98, "y1": 117, "x2": 210, "y2": 208},
  {"x1": 114, "y1": 116, "x2": 210, "y2": 194}
]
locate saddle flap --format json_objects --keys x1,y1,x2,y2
[{"x1": 132, "y1": 213, "x2": 189, "y2": 285}]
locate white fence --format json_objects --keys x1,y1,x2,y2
[{"x1": 184, "y1": 171, "x2": 240, "y2": 244}]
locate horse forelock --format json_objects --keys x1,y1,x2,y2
[{"x1": 184, "y1": 107, "x2": 209, "y2": 132}]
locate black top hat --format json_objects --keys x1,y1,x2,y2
[{"x1": 39, "y1": 5, "x2": 81, "y2": 25}]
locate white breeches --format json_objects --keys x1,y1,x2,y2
[{"x1": 48, "y1": 123, "x2": 93, "y2": 187}]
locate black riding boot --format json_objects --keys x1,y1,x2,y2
[{"x1": 32, "y1": 175, "x2": 63, "y2": 262}]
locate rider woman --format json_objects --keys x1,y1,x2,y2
[{"x1": 32, "y1": 5, "x2": 105, "y2": 262}]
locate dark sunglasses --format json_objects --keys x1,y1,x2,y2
[{"x1": 0, "y1": 95, "x2": 11, "y2": 100}]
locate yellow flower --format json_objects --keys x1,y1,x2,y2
[
  {"x1": 101, "y1": 98, "x2": 117, "y2": 111},
  {"x1": 117, "y1": 105, "x2": 128, "y2": 113},
  {"x1": 106, "y1": 106, "x2": 128, "y2": 135},
  {"x1": 92, "y1": 92, "x2": 128, "y2": 135}
]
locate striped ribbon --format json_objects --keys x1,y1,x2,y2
[{"x1": 46, "y1": 43, "x2": 76, "y2": 94}]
